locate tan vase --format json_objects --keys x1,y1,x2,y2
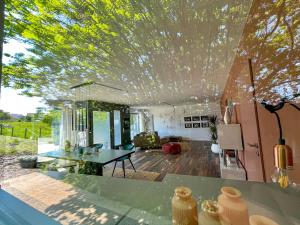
[
  {"x1": 224, "y1": 106, "x2": 231, "y2": 124},
  {"x1": 218, "y1": 187, "x2": 249, "y2": 225},
  {"x1": 172, "y1": 186, "x2": 198, "y2": 225},
  {"x1": 249, "y1": 215, "x2": 279, "y2": 225}
]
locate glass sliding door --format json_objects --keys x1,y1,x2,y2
[
  {"x1": 130, "y1": 113, "x2": 140, "y2": 139},
  {"x1": 114, "y1": 110, "x2": 121, "y2": 147},
  {"x1": 93, "y1": 111, "x2": 111, "y2": 149}
]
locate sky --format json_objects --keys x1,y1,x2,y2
[{"x1": 0, "y1": 39, "x2": 46, "y2": 115}]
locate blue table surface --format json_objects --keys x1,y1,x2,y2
[{"x1": 0, "y1": 189, "x2": 60, "y2": 225}]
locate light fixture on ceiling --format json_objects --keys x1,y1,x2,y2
[
  {"x1": 70, "y1": 81, "x2": 128, "y2": 93},
  {"x1": 161, "y1": 101, "x2": 175, "y2": 107}
]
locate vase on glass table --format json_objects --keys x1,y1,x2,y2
[
  {"x1": 218, "y1": 187, "x2": 249, "y2": 225},
  {"x1": 172, "y1": 186, "x2": 198, "y2": 225}
]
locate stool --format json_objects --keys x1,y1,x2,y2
[{"x1": 162, "y1": 143, "x2": 181, "y2": 154}]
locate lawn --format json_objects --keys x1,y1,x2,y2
[{"x1": 0, "y1": 121, "x2": 51, "y2": 139}]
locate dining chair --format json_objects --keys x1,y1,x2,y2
[{"x1": 112, "y1": 144, "x2": 136, "y2": 178}]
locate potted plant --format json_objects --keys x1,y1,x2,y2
[
  {"x1": 64, "y1": 140, "x2": 71, "y2": 152},
  {"x1": 19, "y1": 156, "x2": 38, "y2": 168},
  {"x1": 209, "y1": 115, "x2": 221, "y2": 154}
]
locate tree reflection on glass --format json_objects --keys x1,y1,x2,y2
[
  {"x1": 4, "y1": 0, "x2": 252, "y2": 105},
  {"x1": 231, "y1": 0, "x2": 299, "y2": 104}
]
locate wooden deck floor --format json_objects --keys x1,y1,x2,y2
[{"x1": 112, "y1": 141, "x2": 220, "y2": 181}]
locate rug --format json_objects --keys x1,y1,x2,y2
[{"x1": 104, "y1": 168, "x2": 160, "y2": 181}]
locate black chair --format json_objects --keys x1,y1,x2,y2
[
  {"x1": 112, "y1": 144, "x2": 136, "y2": 178},
  {"x1": 90, "y1": 143, "x2": 103, "y2": 151}
]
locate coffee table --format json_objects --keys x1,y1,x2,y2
[{"x1": 39, "y1": 149, "x2": 135, "y2": 176}]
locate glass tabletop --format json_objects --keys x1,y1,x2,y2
[
  {"x1": 39, "y1": 149, "x2": 135, "y2": 165},
  {"x1": 54, "y1": 173, "x2": 300, "y2": 225}
]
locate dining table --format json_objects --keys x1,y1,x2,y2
[{"x1": 39, "y1": 149, "x2": 135, "y2": 176}]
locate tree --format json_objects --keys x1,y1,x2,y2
[
  {"x1": 33, "y1": 107, "x2": 46, "y2": 121},
  {"x1": 25, "y1": 114, "x2": 32, "y2": 122},
  {"x1": 0, "y1": 0, "x2": 4, "y2": 96},
  {"x1": 42, "y1": 114, "x2": 53, "y2": 125},
  {"x1": 0, "y1": 110, "x2": 11, "y2": 120}
]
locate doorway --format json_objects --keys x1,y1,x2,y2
[
  {"x1": 130, "y1": 113, "x2": 140, "y2": 139},
  {"x1": 114, "y1": 110, "x2": 121, "y2": 146},
  {"x1": 93, "y1": 111, "x2": 111, "y2": 149}
]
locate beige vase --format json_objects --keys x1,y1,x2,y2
[
  {"x1": 249, "y1": 215, "x2": 279, "y2": 225},
  {"x1": 218, "y1": 187, "x2": 249, "y2": 225},
  {"x1": 224, "y1": 106, "x2": 231, "y2": 124},
  {"x1": 172, "y1": 186, "x2": 198, "y2": 225}
]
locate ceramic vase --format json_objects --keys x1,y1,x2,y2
[
  {"x1": 224, "y1": 106, "x2": 231, "y2": 124},
  {"x1": 172, "y1": 186, "x2": 198, "y2": 225},
  {"x1": 211, "y1": 143, "x2": 221, "y2": 154},
  {"x1": 218, "y1": 187, "x2": 249, "y2": 225},
  {"x1": 249, "y1": 215, "x2": 279, "y2": 225}
]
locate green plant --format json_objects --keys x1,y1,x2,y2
[
  {"x1": 65, "y1": 140, "x2": 71, "y2": 151},
  {"x1": 209, "y1": 116, "x2": 218, "y2": 144},
  {"x1": 0, "y1": 136, "x2": 38, "y2": 155},
  {"x1": 8, "y1": 138, "x2": 20, "y2": 146}
]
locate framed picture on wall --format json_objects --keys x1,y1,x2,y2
[
  {"x1": 201, "y1": 122, "x2": 209, "y2": 128},
  {"x1": 201, "y1": 115, "x2": 209, "y2": 121},
  {"x1": 192, "y1": 116, "x2": 200, "y2": 121},
  {"x1": 193, "y1": 123, "x2": 201, "y2": 128},
  {"x1": 184, "y1": 116, "x2": 192, "y2": 122},
  {"x1": 185, "y1": 123, "x2": 192, "y2": 128}
]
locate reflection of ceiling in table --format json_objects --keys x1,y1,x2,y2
[{"x1": 41, "y1": 0, "x2": 253, "y2": 105}]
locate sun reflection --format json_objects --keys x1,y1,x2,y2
[{"x1": 96, "y1": 212, "x2": 109, "y2": 224}]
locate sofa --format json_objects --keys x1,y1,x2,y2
[{"x1": 133, "y1": 132, "x2": 160, "y2": 149}]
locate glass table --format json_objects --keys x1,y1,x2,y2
[
  {"x1": 39, "y1": 149, "x2": 135, "y2": 176},
  {"x1": 0, "y1": 189, "x2": 60, "y2": 225},
  {"x1": 53, "y1": 173, "x2": 299, "y2": 225},
  {"x1": 2, "y1": 172, "x2": 300, "y2": 224}
]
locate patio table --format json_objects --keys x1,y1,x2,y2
[{"x1": 39, "y1": 149, "x2": 135, "y2": 176}]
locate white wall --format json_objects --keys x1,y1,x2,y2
[{"x1": 143, "y1": 102, "x2": 221, "y2": 141}]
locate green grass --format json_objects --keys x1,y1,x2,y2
[
  {"x1": 0, "y1": 121, "x2": 51, "y2": 139},
  {"x1": 0, "y1": 136, "x2": 37, "y2": 155}
]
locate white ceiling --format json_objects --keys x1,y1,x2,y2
[{"x1": 45, "y1": 0, "x2": 253, "y2": 106}]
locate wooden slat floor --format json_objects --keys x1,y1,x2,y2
[{"x1": 111, "y1": 141, "x2": 220, "y2": 181}]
